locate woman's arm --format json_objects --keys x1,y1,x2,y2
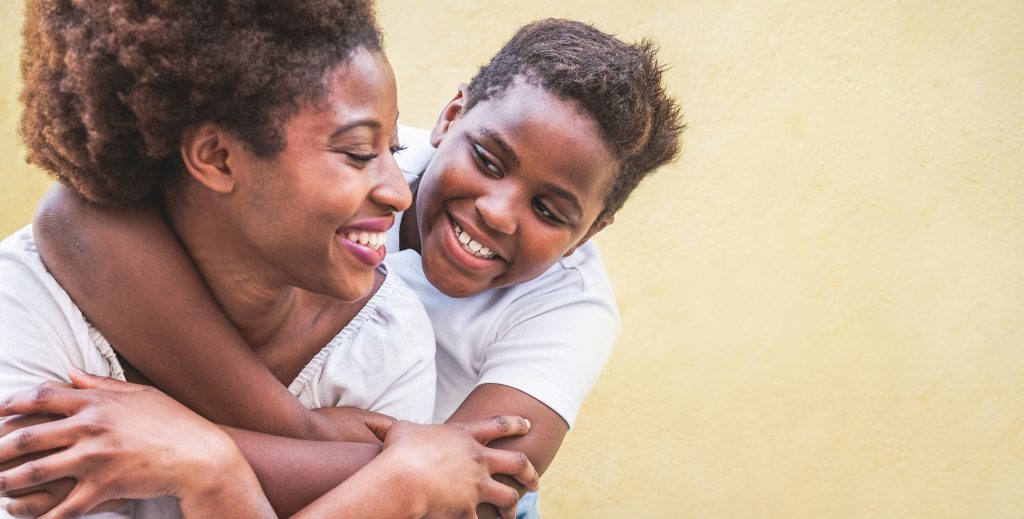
[{"x1": 32, "y1": 184, "x2": 363, "y2": 441}]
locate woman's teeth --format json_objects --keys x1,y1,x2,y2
[
  {"x1": 345, "y1": 231, "x2": 386, "y2": 250},
  {"x1": 452, "y1": 222, "x2": 497, "y2": 259}
]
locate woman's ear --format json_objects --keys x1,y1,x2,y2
[
  {"x1": 429, "y1": 83, "x2": 469, "y2": 148},
  {"x1": 179, "y1": 124, "x2": 236, "y2": 194},
  {"x1": 564, "y1": 213, "x2": 615, "y2": 257}
]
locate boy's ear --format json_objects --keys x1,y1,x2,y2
[
  {"x1": 430, "y1": 83, "x2": 469, "y2": 148},
  {"x1": 179, "y1": 124, "x2": 236, "y2": 194},
  {"x1": 564, "y1": 213, "x2": 615, "y2": 257}
]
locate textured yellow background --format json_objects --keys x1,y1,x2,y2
[{"x1": 3, "y1": 2, "x2": 1023, "y2": 517}]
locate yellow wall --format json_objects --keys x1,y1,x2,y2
[{"x1": 3, "y1": 1, "x2": 1022, "y2": 517}]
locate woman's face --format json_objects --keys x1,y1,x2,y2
[{"x1": 226, "y1": 48, "x2": 410, "y2": 302}]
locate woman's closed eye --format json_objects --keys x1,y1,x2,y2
[{"x1": 338, "y1": 144, "x2": 406, "y2": 163}]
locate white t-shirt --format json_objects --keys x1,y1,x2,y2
[
  {"x1": 387, "y1": 126, "x2": 621, "y2": 427},
  {"x1": 0, "y1": 225, "x2": 436, "y2": 518}
]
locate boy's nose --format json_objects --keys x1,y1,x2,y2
[
  {"x1": 372, "y1": 151, "x2": 412, "y2": 213},
  {"x1": 475, "y1": 191, "x2": 517, "y2": 235}
]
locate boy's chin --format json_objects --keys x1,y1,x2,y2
[{"x1": 421, "y1": 263, "x2": 487, "y2": 299}]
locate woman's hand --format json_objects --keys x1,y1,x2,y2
[
  {"x1": 295, "y1": 416, "x2": 540, "y2": 519},
  {"x1": 0, "y1": 369, "x2": 273, "y2": 518}
]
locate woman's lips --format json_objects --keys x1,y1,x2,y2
[
  {"x1": 337, "y1": 216, "x2": 393, "y2": 267},
  {"x1": 337, "y1": 232, "x2": 386, "y2": 267}
]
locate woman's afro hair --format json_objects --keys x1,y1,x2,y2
[{"x1": 19, "y1": 0, "x2": 382, "y2": 205}]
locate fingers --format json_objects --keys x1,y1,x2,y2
[
  {"x1": 479, "y1": 480, "x2": 520, "y2": 519},
  {"x1": 0, "y1": 418, "x2": 92, "y2": 463},
  {"x1": 362, "y1": 411, "x2": 396, "y2": 443},
  {"x1": 0, "y1": 413, "x2": 61, "y2": 442},
  {"x1": 1, "y1": 490, "x2": 61, "y2": 518},
  {"x1": 457, "y1": 416, "x2": 531, "y2": 445},
  {"x1": 68, "y1": 368, "x2": 134, "y2": 393},
  {"x1": 0, "y1": 385, "x2": 92, "y2": 419},
  {"x1": 39, "y1": 482, "x2": 104, "y2": 519},
  {"x1": 0, "y1": 450, "x2": 77, "y2": 494},
  {"x1": 483, "y1": 448, "x2": 539, "y2": 491}
]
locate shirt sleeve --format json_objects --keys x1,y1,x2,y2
[
  {"x1": 0, "y1": 260, "x2": 80, "y2": 398},
  {"x1": 476, "y1": 290, "x2": 620, "y2": 429}
]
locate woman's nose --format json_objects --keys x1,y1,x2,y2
[{"x1": 373, "y1": 151, "x2": 412, "y2": 213}]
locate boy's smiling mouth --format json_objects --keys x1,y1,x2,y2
[{"x1": 448, "y1": 215, "x2": 500, "y2": 260}]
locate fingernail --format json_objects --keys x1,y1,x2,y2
[
  {"x1": 0, "y1": 497, "x2": 11, "y2": 511},
  {"x1": 524, "y1": 418, "x2": 531, "y2": 430}
]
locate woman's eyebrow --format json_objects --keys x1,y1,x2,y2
[
  {"x1": 329, "y1": 118, "x2": 382, "y2": 140},
  {"x1": 477, "y1": 126, "x2": 520, "y2": 166}
]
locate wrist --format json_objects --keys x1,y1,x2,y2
[
  {"x1": 372, "y1": 448, "x2": 429, "y2": 518},
  {"x1": 178, "y1": 429, "x2": 249, "y2": 497}
]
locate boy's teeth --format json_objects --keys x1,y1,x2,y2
[
  {"x1": 345, "y1": 231, "x2": 385, "y2": 250},
  {"x1": 451, "y1": 221, "x2": 497, "y2": 259}
]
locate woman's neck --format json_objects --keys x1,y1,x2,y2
[{"x1": 163, "y1": 193, "x2": 299, "y2": 349}]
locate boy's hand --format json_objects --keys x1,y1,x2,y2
[
  {"x1": 0, "y1": 408, "x2": 128, "y2": 517},
  {"x1": 0, "y1": 370, "x2": 250, "y2": 517},
  {"x1": 381, "y1": 417, "x2": 540, "y2": 519},
  {"x1": 310, "y1": 406, "x2": 396, "y2": 444}
]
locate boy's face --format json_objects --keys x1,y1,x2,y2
[{"x1": 413, "y1": 80, "x2": 616, "y2": 297}]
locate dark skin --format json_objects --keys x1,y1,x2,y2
[
  {"x1": 33, "y1": 184, "x2": 568, "y2": 518},
  {"x1": 23, "y1": 76, "x2": 616, "y2": 519}
]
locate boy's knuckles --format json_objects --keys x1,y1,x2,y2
[
  {"x1": 512, "y1": 451, "x2": 529, "y2": 470},
  {"x1": 12, "y1": 430, "x2": 35, "y2": 452},
  {"x1": 78, "y1": 418, "x2": 110, "y2": 437},
  {"x1": 26, "y1": 462, "x2": 47, "y2": 484},
  {"x1": 471, "y1": 446, "x2": 486, "y2": 466},
  {"x1": 79, "y1": 449, "x2": 113, "y2": 467},
  {"x1": 31, "y1": 386, "x2": 52, "y2": 404},
  {"x1": 503, "y1": 487, "x2": 520, "y2": 508},
  {"x1": 492, "y1": 415, "x2": 511, "y2": 433}
]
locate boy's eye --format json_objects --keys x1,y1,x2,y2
[
  {"x1": 532, "y1": 199, "x2": 566, "y2": 225},
  {"x1": 390, "y1": 144, "x2": 407, "y2": 155},
  {"x1": 471, "y1": 142, "x2": 503, "y2": 178}
]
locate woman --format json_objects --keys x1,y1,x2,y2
[{"x1": 0, "y1": 0, "x2": 536, "y2": 517}]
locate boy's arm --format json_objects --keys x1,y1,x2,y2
[
  {"x1": 33, "y1": 184, "x2": 339, "y2": 440},
  {"x1": 446, "y1": 282, "x2": 621, "y2": 518},
  {"x1": 448, "y1": 384, "x2": 568, "y2": 519}
]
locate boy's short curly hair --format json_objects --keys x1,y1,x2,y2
[
  {"x1": 19, "y1": 0, "x2": 382, "y2": 205},
  {"x1": 465, "y1": 19, "x2": 684, "y2": 217}
]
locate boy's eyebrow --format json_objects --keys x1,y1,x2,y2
[{"x1": 477, "y1": 126, "x2": 520, "y2": 166}]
